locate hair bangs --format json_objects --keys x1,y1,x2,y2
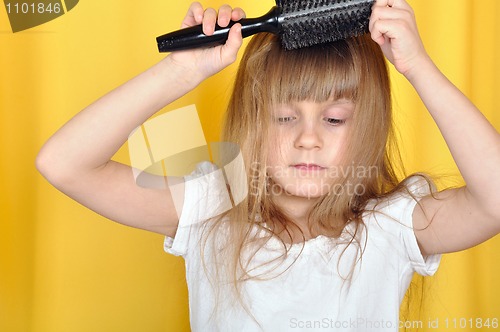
[{"x1": 262, "y1": 38, "x2": 359, "y2": 106}]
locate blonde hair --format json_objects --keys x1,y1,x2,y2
[{"x1": 201, "y1": 32, "x2": 412, "y2": 323}]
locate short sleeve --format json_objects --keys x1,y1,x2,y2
[
  {"x1": 163, "y1": 162, "x2": 233, "y2": 257},
  {"x1": 398, "y1": 176, "x2": 442, "y2": 276}
]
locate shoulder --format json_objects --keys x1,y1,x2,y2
[
  {"x1": 164, "y1": 161, "x2": 234, "y2": 256},
  {"x1": 362, "y1": 174, "x2": 436, "y2": 233},
  {"x1": 360, "y1": 174, "x2": 441, "y2": 276}
]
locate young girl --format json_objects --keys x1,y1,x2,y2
[{"x1": 36, "y1": 0, "x2": 500, "y2": 330}]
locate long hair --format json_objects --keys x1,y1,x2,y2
[{"x1": 200, "y1": 32, "x2": 414, "y2": 323}]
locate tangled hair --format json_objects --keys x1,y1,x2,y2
[{"x1": 200, "y1": 32, "x2": 412, "y2": 323}]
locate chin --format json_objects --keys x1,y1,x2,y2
[
  {"x1": 269, "y1": 180, "x2": 331, "y2": 199},
  {"x1": 293, "y1": 187, "x2": 329, "y2": 199}
]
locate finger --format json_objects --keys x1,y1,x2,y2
[
  {"x1": 391, "y1": 0, "x2": 413, "y2": 10},
  {"x1": 202, "y1": 7, "x2": 217, "y2": 35},
  {"x1": 370, "y1": 23, "x2": 389, "y2": 46},
  {"x1": 369, "y1": 6, "x2": 412, "y2": 33},
  {"x1": 181, "y1": 2, "x2": 204, "y2": 28},
  {"x1": 217, "y1": 4, "x2": 233, "y2": 27},
  {"x1": 220, "y1": 23, "x2": 243, "y2": 65},
  {"x1": 231, "y1": 7, "x2": 246, "y2": 21},
  {"x1": 370, "y1": 18, "x2": 406, "y2": 46},
  {"x1": 373, "y1": 0, "x2": 395, "y2": 8},
  {"x1": 373, "y1": 0, "x2": 412, "y2": 10}
]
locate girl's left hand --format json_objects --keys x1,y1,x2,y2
[{"x1": 369, "y1": 0, "x2": 429, "y2": 78}]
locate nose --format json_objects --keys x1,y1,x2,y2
[{"x1": 294, "y1": 121, "x2": 322, "y2": 150}]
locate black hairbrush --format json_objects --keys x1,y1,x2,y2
[{"x1": 156, "y1": 0, "x2": 375, "y2": 52}]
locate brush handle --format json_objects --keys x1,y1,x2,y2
[{"x1": 157, "y1": 6, "x2": 280, "y2": 52}]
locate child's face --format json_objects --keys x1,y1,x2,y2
[{"x1": 266, "y1": 98, "x2": 355, "y2": 199}]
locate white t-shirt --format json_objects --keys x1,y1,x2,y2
[{"x1": 164, "y1": 162, "x2": 441, "y2": 331}]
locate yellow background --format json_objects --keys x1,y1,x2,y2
[{"x1": 1, "y1": 0, "x2": 499, "y2": 331}]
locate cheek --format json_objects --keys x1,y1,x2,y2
[
  {"x1": 325, "y1": 128, "x2": 351, "y2": 163},
  {"x1": 266, "y1": 132, "x2": 292, "y2": 165},
  {"x1": 326, "y1": 141, "x2": 345, "y2": 163}
]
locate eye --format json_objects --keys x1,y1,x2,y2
[
  {"x1": 277, "y1": 116, "x2": 296, "y2": 124},
  {"x1": 324, "y1": 118, "x2": 346, "y2": 126}
]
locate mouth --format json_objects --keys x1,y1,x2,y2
[{"x1": 291, "y1": 163, "x2": 326, "y2": 171}]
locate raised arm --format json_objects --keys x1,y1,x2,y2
[
  {"x1": 36, "y1": 3, "x2": 244, "y2": 236},
  {"x1": 370, "y1": 0, "x2": 500, "y2": 255}
]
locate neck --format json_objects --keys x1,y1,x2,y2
[{"x1": 272, "y1": 193, "x2": 320, "y2": 240}]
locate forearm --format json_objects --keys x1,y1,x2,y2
[
  {"x1": 37, "y1": 55, "x2": 202, "y2": 180},
  {"x1": 407, "y1": 56, "x2": 500, "y2": 211}
]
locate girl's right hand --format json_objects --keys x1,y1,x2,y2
[{"x1": 168, "y1": 2, "x2": 245, "y2": 83}]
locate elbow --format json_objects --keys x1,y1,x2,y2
[
  {"x1": 36, "y1": 145, "x2": 57, "y2": 184},
  {"x1": 35, "y1": 144, "x2": 72, "y2": 187},
  {"x1": 35, "y1": 144, "x2": 48, "y2": 175}
]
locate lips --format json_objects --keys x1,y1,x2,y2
[{"x1": 291, "y1": 163, "x2": 326, "y2": 171}]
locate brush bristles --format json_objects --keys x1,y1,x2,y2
[{"x1": 278, "y1": 0, "x2": 375, "y2": 50}]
